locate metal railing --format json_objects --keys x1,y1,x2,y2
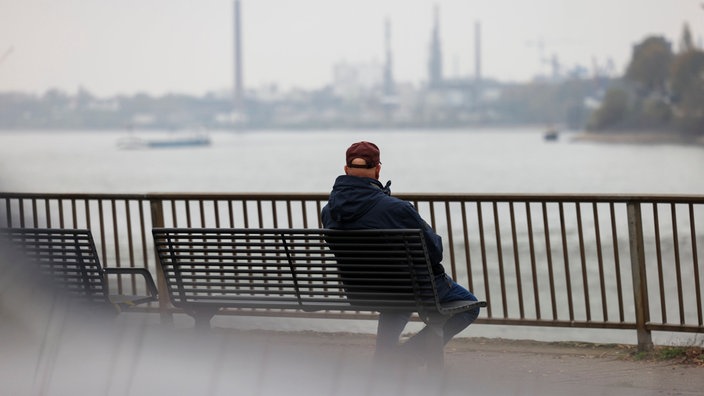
[{"x1": 2, "y1": 192, "x2": 703, "y2": 350}]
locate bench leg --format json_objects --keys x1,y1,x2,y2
[{"x1": 190, "y1": 308, "x2": 219, "y2": 330}]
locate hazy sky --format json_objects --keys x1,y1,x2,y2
[{"x1": 0, "y1": 0, "x2": 701, "y2": 97}]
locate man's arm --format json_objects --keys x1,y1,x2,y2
[{"x1": 398, "y1": 202, "x2": 443, "y2": 265}]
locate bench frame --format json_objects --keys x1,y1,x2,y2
[
  {"x1": 1, "y1": 228, "x2": 158, "y2": 313},
  {"x1": 152, "y1": 227, "x2": 486, "y2": 368}
]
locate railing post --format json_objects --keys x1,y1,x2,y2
[
  {"x1": 150, "y1": 197, "x2": 173, "y2": 325},
  {"x1": 626, "y1": 202, "x2": 653, "y2": 351}
]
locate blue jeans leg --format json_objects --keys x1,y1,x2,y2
[
  {"x1": 375, "y1": 310, "x2": 412, "y2": 357},
  {"x1": 436, "y1": 273, "x2": 480, "y2": 342},
  {"x1": 403, "y1": 273, "x2": 480, "y2": 350}
]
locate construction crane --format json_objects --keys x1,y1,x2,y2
[{"x1": 525, "y1": 39, "x2": 563, "y2": 80}]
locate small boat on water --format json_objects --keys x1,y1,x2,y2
[
  {"x1": 118, "y1": 130, "x2": 211, "y2": 149},
  {"x1": 543, "y1": 128, "x2": 559, "y2": 141}
]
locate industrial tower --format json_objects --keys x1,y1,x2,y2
[
  {"x1": 428, "y1": 5, "x2": 443, "y2": 89},
  {"x1": 233, "y1": 0, "x2": 244, "y2": 112},
  {"x1": 383, "y1": 17, "x2": 395, "y2": 98}
]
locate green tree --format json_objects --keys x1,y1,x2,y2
[
  {"x1": 670, "y1": 50, "x2": 704, "y2": 100},
  {"x1": 587, "y1": 88, "x2": 629, "y2": 131},
  {"x1": 625, "y1": 36, "x2": 673, "y2": 96},
  {"x1": 636, "y1": 97, "x2": 672, "y2": 128},
  {"x1": 678, "y1": 23, "x2": 695, "y2": 53},
  {"x1": 669, "y1": 49, "x2": 704, "y2": 135}
]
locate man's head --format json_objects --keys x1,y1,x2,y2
[{"x1": 344, "y1": 141, "x2": 381, "y2": 179}]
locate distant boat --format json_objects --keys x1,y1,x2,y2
[
  {"x1": 118, "y1": 130, "x2": 211, "y2": 149},
  {"x1": 543, "y1": 128, "x2": 559, "y2": 141}
]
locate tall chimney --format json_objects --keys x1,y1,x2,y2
[
  {"x1": 233, "y1": 0, "x2": 243, "y2": 111},
  {"x1": 383, "y1": 17, "x2": 395, "y2": 97},
  {"x1": 428, "y1": 5, "x2": 443, "y2": 88},
  {"x1": 474, "y1": 20, "x2": 481, "y2": 84}
]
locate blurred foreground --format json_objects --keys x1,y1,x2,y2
[
  {"x1": 2, "y1": 234, "x2": 703, "y2": 396},
  {"x1": 2, "y1": 312, "x2": 703, "y2": 396}
]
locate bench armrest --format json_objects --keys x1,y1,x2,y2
[{"x1": 103, "y1": 267, "x2": 159, "y2": 298}]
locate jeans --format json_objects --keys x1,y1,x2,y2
[{"x1": 375, "y1": 273, "x2": 480, "y2": 358}]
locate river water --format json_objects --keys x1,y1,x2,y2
[
  {"x1": 1, "y1": 127, "x2": 703, "y2": 345},
  {"x1": 1, "y1": 127, "x2": 703, "y2": 195}
]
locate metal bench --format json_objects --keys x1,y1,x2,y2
[
  {"x1": 152, "y1": 227, "x2": 486, "y2": 367},
  {"x1": 0, "y1": 228, "x2": 158, "y2": 313}
]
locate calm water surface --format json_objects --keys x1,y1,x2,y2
[{"x1": 1, "y1": 128, "x2": 703, "y2": 195}]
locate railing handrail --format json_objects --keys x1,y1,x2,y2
[{"x1": 2, "y1": 191, "x2": 704, "y2": 203}]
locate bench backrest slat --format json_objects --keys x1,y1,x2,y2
[
  {"x1": 152, "y1": 228, "x2": 441, "y2": 314},
  {"x1": 0, "y1": 228, "x2": 109, "y2": 304}
]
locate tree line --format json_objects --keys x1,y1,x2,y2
[{"x1": 588, "y1": 23, "x2": 704, "y2": 136}]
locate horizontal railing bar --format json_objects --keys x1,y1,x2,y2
[{"x1": 3, "y1": 191, "x2": 704, "y2": 204}]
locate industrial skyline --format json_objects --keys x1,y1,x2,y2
[
  {"x1": 232, "y1": 1, "x2": 485, "y2": 104},
  {"x1": 0, "y1": 0, "x2": 699, "y2": 96}
]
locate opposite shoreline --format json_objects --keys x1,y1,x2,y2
[{"x1": 571, "y1": 131, "x2": 704, "y2": 146}]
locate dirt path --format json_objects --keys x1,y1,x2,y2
[{"x1": 254, "y1": 330, "x2": 704, "y2": 396}]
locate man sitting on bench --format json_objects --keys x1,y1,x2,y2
[{"x1": 321, "y1": 141, "x2": 481, "y2": 364}]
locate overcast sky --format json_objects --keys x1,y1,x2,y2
[{"x1": 0, "y1": 0, "x2": 701, "y2": 97}]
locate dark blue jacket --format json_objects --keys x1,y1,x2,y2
[{"x1": 320, "y1": 175, "x2": 446, "y2": 275}]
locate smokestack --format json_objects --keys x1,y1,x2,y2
[
  {"x1": 474, "y1": 20, "x2": 481, "y2": 83},
  {"x1": 428, "y1": 5, "x2": 443, "y2": 88},
  {"x1": 233, "y1": 0, "x2": 243, "y2": 111},
  {"x1": 383, "y1": 17, "x2": 394, "y2": 97}
]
